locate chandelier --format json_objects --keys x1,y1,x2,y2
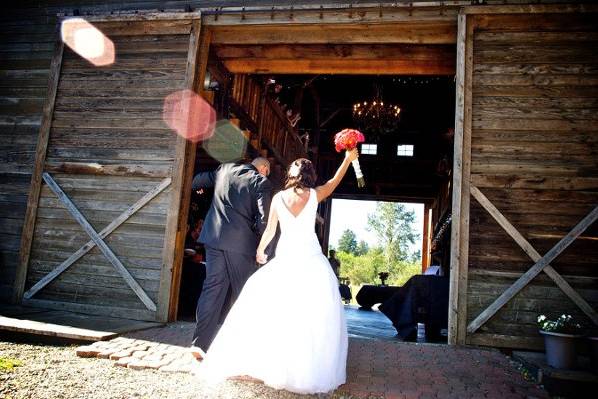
[{"x1": 352, "y1": 85, "x2": 401, "y2": 135}]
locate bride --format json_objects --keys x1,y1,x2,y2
[{"x1": 197, "y1": 148, "x2": 359, "y2": 394}]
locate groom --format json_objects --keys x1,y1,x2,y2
[{"x1": 190, "y1": 157, "x2": 272, "y2": 356}]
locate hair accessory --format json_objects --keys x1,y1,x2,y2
[{"x1": 288, "y1": 162, "x2": 301, "y2": 177}]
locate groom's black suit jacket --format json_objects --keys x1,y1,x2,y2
[{"x1": 192, "y1": 162, "x2": 272, "y2": 255}]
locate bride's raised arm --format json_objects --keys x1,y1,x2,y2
[
  {"x1": 315, "y1": 148, "x2": 359, "y2": 203},
  {"x1": 256, "y1": 194, "x2": 279, "y2": 264}
]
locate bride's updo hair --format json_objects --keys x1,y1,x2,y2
[{"x1": 284, "y1": 158, "x2": 317, "y2": 192}]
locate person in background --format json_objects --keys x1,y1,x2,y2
[
  {"x1": 328, "y1": 249, "x2": 340, "y2": 277},
  {"x1": 329, "y1": 249, "x2": 352, "y2": 304}
]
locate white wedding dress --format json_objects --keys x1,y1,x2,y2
[{"x1": 198, "y1": 189, "x2": 348, "y2": 394}]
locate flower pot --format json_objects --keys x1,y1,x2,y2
[
  {"x1": 540, "y1": 330, "x2": 582, "y2": 369},
  {"x1": 589, "y1": 336, "x2": 598, "y2": 372}
]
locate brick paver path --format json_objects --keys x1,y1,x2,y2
[{"x1": 76, "y1": 322, "x2": 548, "y2": 398}]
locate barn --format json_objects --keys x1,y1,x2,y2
[{"x1": 1, "y1": 1, "x2": 596, "y2": 351}]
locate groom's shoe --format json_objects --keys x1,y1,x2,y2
[{"x1": 189, "y1": 345, "x2": 206, "y2": 361}]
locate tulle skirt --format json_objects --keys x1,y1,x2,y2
[{"x1": 197, "y1": 251, "x2": 348, "y2": 394}]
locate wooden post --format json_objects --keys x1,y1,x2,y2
[
  {"x1": 448, "y1": 12, "x2": 473, "y2": 346},
  {"x1": 321, "y1": 198, "x2": 333, "y2": 254},
  {"x1": 257, "y1": 88, "x2": 268, "y2": 149},
  {"x1": 161, "y1": 17, "x2": 205, "y2": 323},
  {"x1": 422, "y1": 203, "x2": 431, "y2": 273},
  {"x1": 282, "y1": 128, "x2": 289, "y2": 163},
  {"x1": 13, "y1": 27, "x2": 64, "y2": 304},
  {"x1": 166, "y1": 19, "x2": 211, "y2": 321}
]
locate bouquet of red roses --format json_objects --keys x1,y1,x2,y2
[{"x1": 334, "y1": 128, "x2": 365, "y2": 188}]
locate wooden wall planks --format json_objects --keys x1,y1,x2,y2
[
  {"x1": 0, "y1": 14, "x2": 54, "y2": 301},
  {"x1": 466, "y1": 11, "x2": 598, "y2": 348},
  {"x1": 2, "y1": 11, "x2": 195, "y2": 320}
]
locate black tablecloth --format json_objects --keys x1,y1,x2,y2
[
  {"x1": 339, "y1": 284, "x2": 352, "y2": 302},
  {"x1": 356, "y1": 285, "x2": 401, "y2": 309},
  {"x1": 378, "y1": 275, "x2": 449, "y2": 341}
]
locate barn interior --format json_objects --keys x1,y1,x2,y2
[{"x1": 177, "y1": 67, "x2": 456, "y2": 341}]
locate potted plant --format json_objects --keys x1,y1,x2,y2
[
  {"x1": 378, "y1": 272, "x2": 389, "y2": 287},
  {"x1": 537, "y1": 314, "x2": 583, "y2": 369}
]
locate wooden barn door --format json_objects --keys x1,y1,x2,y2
[
  {"x1": 14, "y1": 13, "x2": 204, "y2": 322},
  {"x1": 449, "y1": 5, "x2": 598, "y2": 348}
]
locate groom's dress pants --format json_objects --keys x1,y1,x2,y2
[{"x1": 192, "y1": 245, "x2": 255, "y2": 351}]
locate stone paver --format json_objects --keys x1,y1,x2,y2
[{"x1": 75, "y1": 322, "x2": 548, "y2": 398}]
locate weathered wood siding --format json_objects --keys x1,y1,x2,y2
[
  {"x1": 466, "y1": 12, "x2": 598, "y2": 349},
  {"x1": 13, "y1": 17, "x2": 197, "y2": 321},
  {"x1": 0, "y1": 13, "x2": 56, "y2": 301}
]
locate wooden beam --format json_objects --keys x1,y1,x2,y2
[
  {"x1": 472, "y1": 13, "x2": 598, "y2": 33},
  {"x1": 0, "y1": 315, "x2": 119, "y2": 342},
  {"x1": 69, "y1": 13, "x2": 201, "y2": 37},
  {"x1": 210, "y1": 22, "x2": 457, "y2": 45},
  {"x1": 222, "y1": 58, "x2": 455, "y2": 75},
  {"x1": 13, "y1": 26, "x2": 63, "y2": 304},
  {"x1": 203, "y1": 4, "x2": 461, "y2": 26},
  {"x1": 23, "y1": 298, "x2": 156, "y2": 322},
  {"x1": 24, "y1": 177, "x2": 171, "y2": 300},
  {"x1": 467, "y1": 201, "x2": 598, "y2": 334},
  {"x1": 42, "y1": 173, "x2": 157, "y2": 312},
  {"x1": 82, "y1": 12, "x2": 202, "y2": 22},
  {"x1": 91, "y1": 20, "x2": 195, "y2": 36},
  {"x1": 462, "y1": 4, "x2": 598, "y2": 15},
  {"x1": 332, "y1": 192, "x2": 435, "y2": 203},
  {"x1": 469, "y1": 269, "x2": 598, "y2": 287},
  {"x1": 162, "y1": 18, "x2": 205, "y2": 323},
  {"x1": 320, "y1": 109, "x2": 342, "y2": 129},
  {"x1": 214, "y1": 43, "x2": 455, "y2": 60},
  {"x1": 468, "y1": 186, "x2": 598, "y2": 330},
  {"x1": 448, "y1": 12, "x2": 473, "y2": 346},
  {"x1": 466, "y1": 333, "x2": 543, "y2": 351},
  {"x1": 44, "y1": 161, "x2": 171, "y2": 178}
]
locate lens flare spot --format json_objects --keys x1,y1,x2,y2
[
  {"x1": 163, "y1": 90, "x2": 216, "y2": 143},
  {"x1": 203, "y1": 120, "x2": 248, "y2": 163},
  {"x1": 61, "y1": 18, "x2": 115, "y2": 66}
]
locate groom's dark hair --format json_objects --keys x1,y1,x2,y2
[{"x1": 284, "y1": 158, "x2": 317, "y2": 192}]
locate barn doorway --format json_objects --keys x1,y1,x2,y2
[
  {"x1": 175, "y1": 73, "x2": 456, "y2": 342},
  {"x1": 171, "y1": 19, "x2": 458, "y2": 345}
]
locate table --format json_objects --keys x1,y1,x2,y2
[
  {"x1": 378, "y1": 275, "x2": 449, "y2": 341},
  {"x1": 356, "y1": 285, "x2": 401, "y2": 309}
]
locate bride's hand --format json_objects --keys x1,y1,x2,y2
[
  {"x1": 256, "y1": 250, "x2": 268, "y2": 265},
  {"x1": 345, "y1": 148, "x2": 358, "y2": 162}
]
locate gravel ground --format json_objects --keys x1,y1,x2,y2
[{"x1": 0, "y1": 340, "x2": 340, "y2": 399}]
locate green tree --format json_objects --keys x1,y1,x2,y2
[
  {"x1": 337, "y1": 229, "x2": 358, "y2": 255},
  {"x1": 338, "y1": 247, "x2": 421, "y2": 288},
  {"x1": 356, "y1": 240, "x2": 369, "y2": 256},
  {"x1": 367, "y1": 202, "x2": 419, "y2": 263},
  {"x1": 338, "y1": 247, "x2": 385, "y2": 286},
  {"x1": 410, "y1": 249, "x2": 422, "y2": 263}
]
